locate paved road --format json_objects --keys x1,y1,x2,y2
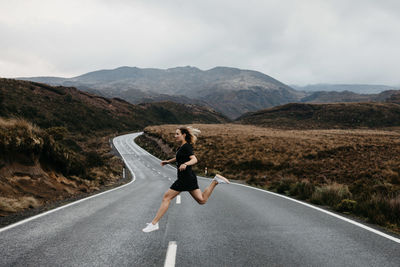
[{"x1": 1, "y1": 132, "x2": 399, "y2": 266}]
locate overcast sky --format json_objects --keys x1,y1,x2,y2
[{"x1": 1, "y1": 0, "x2": 400, "y2": 86}]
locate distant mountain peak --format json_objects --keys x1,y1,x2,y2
[
  {"x1": 16, "y1": 65, "x2": 301, "y2": 119},
  {"x1": 115, "y1": 66, "x2": 139, "y2": 70},
  {"x1": 166, "y1": 65, "x2": 201, "y2": 72}
]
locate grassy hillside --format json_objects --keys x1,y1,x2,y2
[
  {"x1": 0, "y1": 78, "x2": 229, "y2": 135},
  {"x1": 0, "y1": 78, "x2": 229, "y2": 221},
  {"x1": 139, "y1": 123, "x2": 400, "y2": 234},
  {"x1": 0, "y1": 117, "x2": 125, "y2": 217},
  {"x1": 234, "y1": 100, "x2": 400, "y2": 129},
  {"x1": 299, "y1": 89, "x2": 400, "y2": 103}
]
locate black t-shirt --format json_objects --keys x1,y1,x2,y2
[{"x1": 176, "y1": 143, "x2": 194, "y2": 168}]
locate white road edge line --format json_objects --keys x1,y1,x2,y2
[
  {"x1": 0, "y1": 137, "x2": 137, "y2": 233},
  {"x1": 197, "y1": 176, "x2": 400, "y2": 244},
  {"x1": 176, "y1": 195, "x2": 181, "y2": 204},
  {"x1": 164, "y1": 241, "x2": 177, "y2": 267},
  {"x1": 131, "y1": 131, "x2": 400, "y2": 244}
]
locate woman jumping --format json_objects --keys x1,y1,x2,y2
[{"x1": 142, "y1": 125, "x2": 230, "y2": 233}]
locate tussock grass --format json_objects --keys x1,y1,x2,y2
[
  {"x1": 288, "y1": 179, "x2": 316, "y2": 200},
  {"x1": 310, "y1": 182, "x2": 352, "y2": 207},
  {"x1": 1, "y1": 116, "x2": 98, "y2": 178},
  {"x1": 142, "y1": 123, "x2": 400, "y2": 233},
  {"x1": 0, "y1": 196, "x2": 42, "y2": 212}
]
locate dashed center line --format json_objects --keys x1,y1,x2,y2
[{"x1": 164, "y1": 241, "x2": 177, "y2": 267}]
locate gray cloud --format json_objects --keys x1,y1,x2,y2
[{"x1": 1, "y1": 0, "x2": 400, "y2": 86}]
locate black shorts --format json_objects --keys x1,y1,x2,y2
[{"x1": 170, "y1": 169, "x2": 199, "y2": 191}]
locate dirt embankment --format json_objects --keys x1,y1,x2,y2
[
  {"x1": 1, "y1": 160, "x2": 101, "y2": 216},
  {"x1": 0, "y1": 131, "x2": 130, "y2": 228}
]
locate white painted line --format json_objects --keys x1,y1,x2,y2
[
  {"x1": 164, "y1": 241, "x2": 177, "y2": 267},
  {"x1": 0, "y1": 172, "x2": 136, "y2": 233},
  {"x1": 176, "y1": 195, "x2": 181, "y2": 204},
  {"x1": 0, "y1": 136, "x2": 137, "y2": 233},
  {"x1": 197, "y1": 176, "x2": 400, "y2": 244}
]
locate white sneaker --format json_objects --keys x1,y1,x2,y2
[
  {"x1": 142, "y1": 222, "x2": 159, "y2": 232},
  {"x1": 213, "y1": 174, "x2": 230, "y2": 184}
]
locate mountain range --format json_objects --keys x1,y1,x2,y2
[
  {"x1": 16, "y1": 66, "x2": 400, "y2": 120},
  {"x1": 291, "y1": 84, "x2": 398, "y2": 94}
]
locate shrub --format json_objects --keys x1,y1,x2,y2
[
  {"x1": 388, "y1": 195, "x2": 400, "y2": 225},
  {"x1": 0, "y1": 117, "x2": 43, "y2": 161},
  {"x1": 336, "y1": 199, "x2": 357, "y2": 212},
  {"x1": 310, "y1": 182, "x2": 352, "y2": 206},
  {"x1": 354, "y1": 193, "x2": 387, "y2": 225},
  {"x1": 40, "y1": 131, "x2": 86, "y2": 177},
  {"x1": 354, "y1": 193, "x2": 400, "y2": 226},
  {"x1": 289, "y1": 179, "x2": 315, "y2": 200},
  {"x1": 272, "y1": 176, "x2": 296, "y2": 194}
]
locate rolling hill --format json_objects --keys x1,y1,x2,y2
[
  {"x1": 298, "y1": 89, "x2": 400, "y2": 104},
  {"x1": 292, "y1": 83, "x2": 398, "y2": 94},
  {"x1": 0, "y1": 78, "x2": 229, "y2": 134},
  {"x1": 18, "y1": 67, "x2": 400, "y2": 121},
  {"x1": 234, "y1": 95, "x2": 400, "y2": 130},
  {"x1": 16, "y1": 66, "x2": 306, "y2": 120},
  {"x1": 0, "y1": 77, "x2": 229, "y2": 221}
]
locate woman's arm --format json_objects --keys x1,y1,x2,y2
[
  {"x1": 161, "y1": 157, "x2": 176, "y2": 166},
  {"x1": 183, "y1": 155, "x2": 198, "y2": 166},
  {"x1": 168, "y1": 157, "x2": 176, "y2": 163},
  {"x1": 179, "y1": 155, "x2": 198, "y2": 171}
]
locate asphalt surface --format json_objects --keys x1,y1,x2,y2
[{"x1": 0, "y1": 132, "x2": 399, "y2": 267}]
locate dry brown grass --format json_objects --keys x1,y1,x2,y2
[
  {"x1": 0, "y1": 196, "x2": 42, "y2": 212},
  {"x1": 143, "y1": 123, "x2": 400, "y2": 232},
  {"x1": 0, "y1": 116, "x2": 41, "y2": 134},
  {"x1": 144, "y1": 123, "x2": 400, "y2": 185},
  {"x1": 310, "y1": 182, "x2": 352, "y2": 206},
  {"x1": 0, "y1": 116, "x2": 125, "y2": 217}
]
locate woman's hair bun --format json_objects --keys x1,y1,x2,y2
[{"x1": 179, "y1": 125, "x2": 201, "y2": 144}]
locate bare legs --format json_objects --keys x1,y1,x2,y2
[
  {"x1": 151, "y1": 180, "x2": 219, "y2": 224},
  {"x1": 151, "y1": 189, "x2": 180, "y2": 224},
  {"x1": 189, "y1": 180, "x2": 218, "y2": 205}
]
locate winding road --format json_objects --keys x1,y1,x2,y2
[{"x1": 0, "y1": 132, "x2": 399, "y2": 266}]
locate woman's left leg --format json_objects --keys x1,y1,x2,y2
[
  {"x1": 151, "y1": 188, "x2": 181, "y2": 224},
  {"x1": 189, "y1": 180, "x2": 218, "y2": 205}
]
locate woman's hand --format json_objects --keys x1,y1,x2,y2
[
  {"x1": 161, "y1": 160, "x2": 169, "y2": 166},
  {"x1": 178, "y1": 163, "x2": 187, "y2": 171}
]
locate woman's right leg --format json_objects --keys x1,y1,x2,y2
[
  {"x1": 151, "y1": 189, "x2": 180, "y2": 224},
  {"x1": 189, "y1": 180, "x2": 218, "y2": 205}
]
